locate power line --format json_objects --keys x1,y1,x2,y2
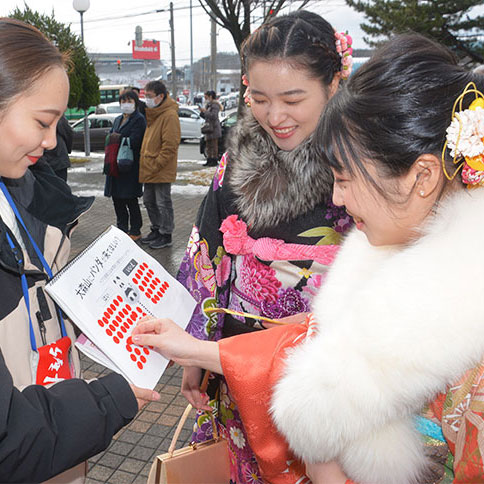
[{"x1": 77, "y1": 3, "x2": 204, "y2": 24}]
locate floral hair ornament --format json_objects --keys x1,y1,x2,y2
[
  {"x1": 334, "y1": 31, "x2": 353, "y2": 80},
  {"x1": 443, "y1": 82, "x2": 484, "y2": 188},
  {"x1": 242, "y1": 74, "x2": 251, "y2": 107}
]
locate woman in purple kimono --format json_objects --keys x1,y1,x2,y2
[{"x1": 177, "y1": 10, "x2": 353, "y2": 483}]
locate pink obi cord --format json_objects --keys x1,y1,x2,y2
[{"x1": 220, "y1": 214, "x2": 340, "y2": 266}]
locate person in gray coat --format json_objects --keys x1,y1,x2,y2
[{"x1": 200, "y1": 90, "x2": 222, "y2": 167}]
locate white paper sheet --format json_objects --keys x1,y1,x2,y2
[{"x1": 46, "y1": 226, "x2": 196, "y2": 389}]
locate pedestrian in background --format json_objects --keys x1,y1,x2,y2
[
  {"x1": 139, "y1": 80, "x2": 180, "y2": 249},
  {"x1": 104, "y1": 89, "x2": 146, "y2": 240},
  {"x1": 39, "y1": 114, "x2": 73, "y2": 181},
  {"x1": 200, "y1": 90, "x2": 221, "y2": 167},
  {"x1": 0, "y1": 18, "x2": 158, "y2": 484}
]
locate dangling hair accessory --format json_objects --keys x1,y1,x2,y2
[
  {"x1": 334, "y1": 31, "x2": 353, "y2": 80},
  {"x1": 443, "y1": 82, "x2": 484, "y2": 188},
  {"x1": 242, "y1": 74, "x2": 251, "y2": 107}
]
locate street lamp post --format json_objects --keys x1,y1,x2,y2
[{"x1": 73, "y1": 0, "x2": 91, "y2": 156}]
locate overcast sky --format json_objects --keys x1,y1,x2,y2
[{"x1": 0, "y1": 1, "x2": 368, "y2": 64}]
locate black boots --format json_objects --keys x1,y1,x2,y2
[{"x1": 203, "y1": 157, "x2": 218, "y2": 167}]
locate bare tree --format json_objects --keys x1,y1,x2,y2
[{"x1": 198, "y1": 0, "x2": 312, "y2": 111}]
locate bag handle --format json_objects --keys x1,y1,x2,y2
[{"x1": 168, "y1": 370, "x2": 216, "y2": 456}]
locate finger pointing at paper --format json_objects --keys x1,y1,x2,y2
[{"x1": 132, "y1": 318, "x2": 223, "y2": 375}]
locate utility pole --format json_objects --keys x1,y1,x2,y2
[
  {"x1": 169, "y1": 2, "x2": 176, "y2": 99},
  {"x1": 190, "y1": 0, "x2": 194, "y2": 102},
  {"x1": 210, "y1": 14, "x2": 217, "y2": 91}
]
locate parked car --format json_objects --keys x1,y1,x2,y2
[
  {"x1": 95, "y1": 102, "x2": 122, "y2": 114},
  {"x1": 71, "y1": 113, "x2": 118, "y2": 152},
  {"x1": 178, "y1": 105, "x2": 204, "y2": 142},
  {"x1": 200, "y1": 109, "x2": 238, "y2": 158}
]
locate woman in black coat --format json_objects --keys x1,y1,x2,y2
[{"x1": 104, "y1": 90, "x2": 146, "y2": 240}]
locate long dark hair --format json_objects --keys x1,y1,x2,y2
[
  {"x1": 241, "y1": 10, "x2": 340, "y2": 87},
  {"x1": 0, "y1": 18, "x2": 67, "y2": 114},
  {"x1": 317, "y1": 34, "x2": 484, "y2": 195}
]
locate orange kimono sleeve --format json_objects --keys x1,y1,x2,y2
[{"x1": 218, "y1": 319, "x2": 313, "y2": 484}]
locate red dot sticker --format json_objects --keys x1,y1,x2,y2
[
  {"x1": 111, "y1": 303, "x2": 117, "y2": 310},
  {"x1": 107, "y1": 307, "x2": 113, "y2": 315},
  {"x1": 142, "y1": 263, "x2": 148, "y2": 269},
  {"x1": 146, "y1": 289, "x2": 153, "y2": 296},
  {"x1": 103, "y1": 311, "x2": 109, "y2": 319},
  {"x1": 142, "y1": 281, "x2": 147, "y2": 287},
  {"x1": 137, "y1": 307, "x2": 143, "y2": 313},
  {"x1": 98, "y1": 319, "x2": 104, "y2": 327},
  {"x1": 117, "y1": 331, "x2": 124, "y2": 339},
  {"x1": 132, "y1": 278, "x2": 138, "y2": 284},
  {"x1": 125, "y1": 320, "x2": 132, "y2": 328},
  {"x1": 121, "y1": 326, "x2": 128, "y2": 333},
  {"x1": 109, "y1": 324, "x2": 116, "y2": 332},
  {"x1": 139, "y1": 286, "x2": 145, "y2": 292},
  {"x1": 122, "y1": 308, "x2": 128, "y2": 316},
  {"x1": 140, "y1": 355, "x2": 147, "y2": 363},
  {"x1": 102, "y1": 316, "x2": 109, "y2": 324},
  {"x1": 114, "y1": 299, "x2": 119, "y2": 307},
  {"x1": 134, "y1": 348, "x2": 141, "y2": 356},
  {"x1": 126, "y1": 336, "x2": 133, "y2": 345},
  {"x1": 130, "y1": 354, "x2": 136, "y2": 362},
  {"x1": 154, "y1": 277, "x2": 161, "y2": 284},
  {"x1": 113, "y1": 336, "x2": 120, "y2": 344},
  {"x1": 148, "y1": 269, "x2": 154, "y2": 276},
  {"x1": 117, "y1": 295, "x2": 123, "y2": 302},
  {"x1": 152, "y1": 296, "x2": 159, "y2": 303},
  {"x1": 126, "y1": 344, "x2": 132, "y2": 352},
  {"x1": 149, "y1": 283, "x2": 156, "y2": 290},
  {"x1": 115, "y1": 315, "x2": 122, "y2": 323},
  {"x1": 106, "y1": 329, "x2": 113, "y2": 337},
  {"x1": 143, "y1": 347, "x2": 150, "y2": 355},
  {"x1": 126, "y1": 304, "x2": 132, "y2": 311},
  {"x1": 137, "y1": 362, "x2": 143, "y2": 370}
]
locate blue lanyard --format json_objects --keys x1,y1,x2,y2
[{"x1": 0, "y1": 180, "x2": 67, "y2": 351}]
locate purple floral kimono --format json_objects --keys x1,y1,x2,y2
[{"x1": 177, "y1": 153, "x2": 352, "y2": 483}]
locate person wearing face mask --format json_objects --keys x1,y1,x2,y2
[
  {"x1": 139, "y1": 80, "x2": 180, "y2": 249},
  {"x1": 104, "y1": 90, "x2": 146, "y2": 241}
]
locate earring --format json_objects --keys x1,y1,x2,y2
[
  {"x1": 246, "y1": 101, "x2": 251, "y2": 107},
  {"x1": 419, "y1": 190, "x2": 425, "y2": 197}
]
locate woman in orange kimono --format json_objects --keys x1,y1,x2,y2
[{"x1": 133, "y1": 34, "x2": 484, "y2": 483}]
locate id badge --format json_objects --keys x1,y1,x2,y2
[{"x1": 35, "y1": 336, "x2": 73, "y2": 386}]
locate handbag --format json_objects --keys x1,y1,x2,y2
[
  {"x1": 103, "y1": 132, "x2": 121, "y2": 177},
  {"x1": 117, "y1": 137, "x2": 134, "y2": 173},
  {"x1": 147, "y1": 372, "x2": 230, "y2": 484},
  {"x1": 201, "y1": 122, "x2": 213, "y2": 135}
]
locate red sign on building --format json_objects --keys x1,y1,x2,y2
[{"x1": 132, "y1": 40, "x2": 161, "y2": 60}]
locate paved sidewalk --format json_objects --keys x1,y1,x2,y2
[{"x1": 69, "y1": 192, "x2": 205, "y2": 484}]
